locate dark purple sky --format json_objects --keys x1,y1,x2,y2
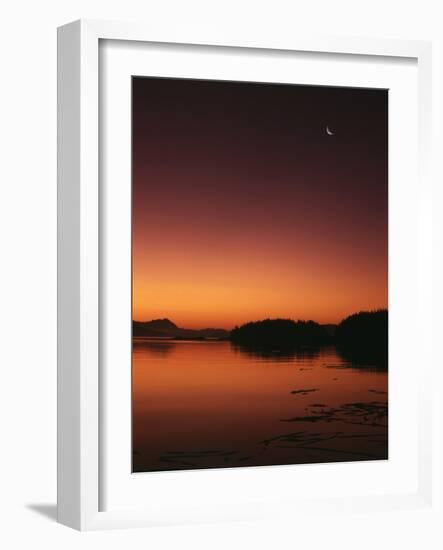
[{"x1": 132, "y1": 77, "x2": 388, "y2": 328}]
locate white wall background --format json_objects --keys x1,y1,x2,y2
[{"x1": 0, "y1": 1, "x2": 441, "y2": 548}]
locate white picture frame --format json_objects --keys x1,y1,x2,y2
[{"x1": 57, "y1": 19, "x2": 434, "y2": 531}]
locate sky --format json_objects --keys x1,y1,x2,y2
[{"x1": 132, "y1": 77, "x2": 388, "y2": 329}]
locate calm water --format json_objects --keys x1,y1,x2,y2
[{"x1": 132, "y1": 339, "x2": 388, "y2": 472}]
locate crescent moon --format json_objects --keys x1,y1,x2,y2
[{"x1": 326, "y1": 126, "x2": 334, "y2": 136}]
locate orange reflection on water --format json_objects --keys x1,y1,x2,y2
[{"x1": 132, "y1": 339, "x2": 387, "y2": 472}]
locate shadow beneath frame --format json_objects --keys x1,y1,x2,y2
[{"x1": 26, "y1": 503, "x2": 57, "y2": 522}]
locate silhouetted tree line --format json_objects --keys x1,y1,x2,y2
[
  {"x1": 335, "y1": 309, "x2": 388, "y2": 367},
  {"x1": 230, "y1": 318, "x2": 330, "y2": 348},
  {"x1": 229, "y1": 310, "x2": 388, "y2": 368}
]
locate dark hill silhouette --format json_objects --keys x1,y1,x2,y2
[
  {"x1": 335, "y1": 309, "x2": 388, "y2": 368},
  {"x1": 230, "y1": 318, "x2": 331, "y2": 349},
  {"x1": 133, "y1": 319, "x2": 229, "y2": 340},
  {"x1": 144, "y1": 318, "x2": 178, "y2": 331},
  {"x1": 134, "y1": 312, "x2": 387, "y2": 367}
]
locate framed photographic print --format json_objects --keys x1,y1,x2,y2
[
  {"x1": 57, "y1": 20, "x2": 434, "y2": 530},
  {"x1": 131, "y1": 76, "x2": 390, "y2": 474}
]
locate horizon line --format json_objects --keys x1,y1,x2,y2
[{"x1": 132, "y1": 308, "x2": 388, "y2": 331}]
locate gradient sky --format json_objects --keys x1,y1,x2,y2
[{"x1": 132, "y1": 77, "x2": 388, "y2": 329}]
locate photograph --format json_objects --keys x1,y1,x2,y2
[{"x1": 131, "y1": 76, "x2": 388, "y2": 473}]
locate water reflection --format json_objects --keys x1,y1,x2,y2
[
  {"x1": 335, "y1": 345, "x2": 388, "y2": 371},
  {"x1": 133, "y1": 338, "x2": 388, "y2": 371},
  {"x1": 232, "y1": 341, "x2": 387, "y2": 371},
  {"x1": 231, "y1": 342, "x2": 323, "y2": 362},
  {"x1": 133, "y1": 338, "x2": 176, "y2": 356},
  {"x1": 281, "y1": 400, "x2": 388, "y2": 428},
  {"x1": 132, "y1": 339, "x2": 388, "y2": 472}
]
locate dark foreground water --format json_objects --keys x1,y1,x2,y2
[{"x1": 132, "y1": 339, "x2": 387, "y2": 472}]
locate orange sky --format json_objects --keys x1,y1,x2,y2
[{"x1": 132, "y1": 78, "x2": 388, "y2": 329}]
